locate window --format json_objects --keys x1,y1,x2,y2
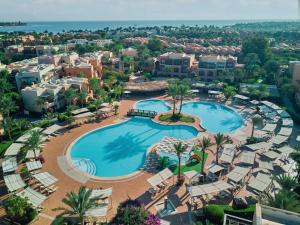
[
  {"x1": 199, "y1": 70, "x2": 205, "y2": 76},
  {"x1": 174, "y1": 68, "x2": 179, "y2": 73},
  {"x1": 207, "y1": 71, "x2": 214, "y2": 77}
]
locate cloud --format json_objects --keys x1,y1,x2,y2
[{"x1": 0, "y1": 0, "x2": 297, "y2": 21}]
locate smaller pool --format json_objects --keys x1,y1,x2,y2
[{"x1": 135, "y1": 99, "x2": 171, "y2": 114}]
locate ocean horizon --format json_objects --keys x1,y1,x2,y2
[{"x1": 0, "y1": 19, "x2": 297, "y2": 33}]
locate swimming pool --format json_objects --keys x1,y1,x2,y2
[
  {"x1": 70, "y1": 117, "x2": 198, "y2": 178},
  {"x1": 134, "y1": 99, "x2": 171, "y2": 114},
  {"x1": 181, "y1": 101, "x2": 244, "y2": 133}
]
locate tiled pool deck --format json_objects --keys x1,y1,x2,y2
[{"x1": 31, "y1": 95, "x2": 252, "y2": 225}]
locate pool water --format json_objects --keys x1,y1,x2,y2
[
  {"x1": 70, "y1": 117, "x2": 198, "y2": 177},
  {"x1": 181, "y1": 101, "x2": 244, "y2": 133},
  {"x1": 135, "y1": 99, "x2": 171, "y2": 114}
]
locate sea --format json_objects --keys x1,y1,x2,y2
[{"x1": 0, "y1": 20, "x2": 290, "y2": 33}]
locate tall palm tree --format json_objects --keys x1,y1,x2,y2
[
  {"x1": 264, "y1": 190, "x2": 300, "y2": 213},
  {"x1": 198, "y1": 137, "x2": 213, "y2": 174},
  {"x1": 167, "y1": 79, "x2": 179, "y2": 116},
  {"x1": 173, "y1": 142, "x2": 188, "y2": 182},
  {"x1": 251, "y1": 116, "x2": 262, "y2": 138},
  {"x1": 25, "y1": 130, "x2": 43, "y2": 159},
  {"x1": 177, "y1": 80, "x2": 190, "y2": 115},
  {"x1": 55, "y1": 186, "x2": 99, "y2": 225},
  {"x1": 214, "y1": 133, "x2": 231, "y2": 165}
]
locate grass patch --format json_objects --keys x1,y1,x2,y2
[
  {"x1": 170, "y1": 147, "x2": 208, "y2": 175},
  {"x1": 0, "y1": 141, "x2": 13, "y2": 157},
  {"x1": 159, "y1": 113, "x2": 195, "y2": 123}
]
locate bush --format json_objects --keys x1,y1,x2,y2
[
  {"x1": 204, "y1": 205, "x2": 225, "y2": 225},
  {"x1": 111, "y1": 199, "x2": 148, "y2": 225},
  {"x1": 38, "y1": 119, "x2": 50, "y2": 128},
  {"x1": 5, "y1": 195, "x2": 37, "y2": 224},
  {"x1": 87, "y1": 104, "x2": 97, "y2": 112},
  {"x1": 57, "y1": 113, "x2": 69, "y2": 122}
]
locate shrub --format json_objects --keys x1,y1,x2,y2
[
  {"x1": 39, "y1": 119, "x2": 50, "y2": 128},
  {"x1": 57, "y1": 113, "x2": 69, "y2": 122},
  {"x1": 111, "y1": 199, "x2": 148, "y2": 225},
  {"x1": 204, "y1": 205, "x2": 225, "y2": 225},
  {"x1": 87, "y1": 104, "x2": 97, "y2": 112},
  {"x1": 5, "y1": 195, "x2": 37, "y2": 223},
  {"x1": 0, "y1": 141, "x2": 13, "y2": 157},
  {"x1": 144, "y1": 214, "x2": 161, "y2": 225}
]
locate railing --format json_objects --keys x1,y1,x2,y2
[{"x1": 127, "y1": 109, "x2": 157, "y2": 118}]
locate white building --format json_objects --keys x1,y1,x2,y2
[
  {"x1": 289, "y1": 61, "x2": 300, "y2": 91},
  {"x1": 15, "y1": 64, "x2": 55, "y2": 91},
  {"x1": 21, "y1": 76, "x2": 90, "y2": 113},
  {"x1": 21, "y1": 84, "x2": 64, "y2": 113}
]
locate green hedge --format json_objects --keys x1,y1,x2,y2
[{"x1": 204, "y1": 204, "x2": 255, "y2": 225}]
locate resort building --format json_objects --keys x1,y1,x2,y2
[
  {"x1": 15, "y1": 64, "x2": 55, "y2": 91},
  {"x1": 38, "y1": 55, "x2": 61, "y2": 66},
  {"x1": 196, "y1": 55, "x2": 237, "y2": 82},
  {"x1": 5, "y1": 45, "x2": 24, "y2": 58},
  {"x1": 23, "y1": 46, "x2": 37, "y2": 58},
  {"x1": 289, "y1": 61, "x2": 300, "y2": 91},
  {"x1": 36, "y1": 45, "x2": 60, "y2": 57},
  {"x1": 21, "y1": 83, "x2": 65, "y2": 113},
  {"x1": 60, "y1": 52, "x2": 79, "y2": 64},
  {"x1": 121, "y1": 47, "x2": 138, "y2": 58},
  {"x1": 62, "y1": 54, "x2": 103, "y2": 79},
  {"x1": 21, "y1": 76, "x2": 90, "y2": 113},
  {"x1": 154, "y1": 52, "x2": 196, "y2": 77}
]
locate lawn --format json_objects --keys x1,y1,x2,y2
[{"x1": 169, "y1": 147, "x2": 208, "y2": 175}]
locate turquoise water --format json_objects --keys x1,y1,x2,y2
[
  {"x1": 181, "y1": 102, "x2": 244, "y2": 133},
  {"x1": 70, "y1": 117, "x2": 198, "y2": 177},
  {"x1": 0, "y1": 20, "x2": 273, "y2": 33},
  {"x1": 135, "y1": 99, "x2": 171, "y2": 114}
]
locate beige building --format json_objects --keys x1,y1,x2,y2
[
  {"x1": 21, "y1": 77, "x2": 90, "y2": 113},
  {"x1": 290, "y1": 61, "x2": 300, "y2": 91},
  {"x1": 121, "y1": 47, "x2": 138, "y2": 58},
  {"x1": 197, "y1": 55, "x2": 238, "y2": 82},
  {"x1": 154, "y1": 52, "x2": 196, "y2": 77}
]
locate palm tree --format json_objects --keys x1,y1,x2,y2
[
  {"x1": 177, "y1": 80, "x2": 190, "y2": 115},
  {"x1": 0, "y1": 96, "x2": 18, "y2": 116},
  {"x1": 275, "y1": 174, "x2": 298, "y2": 191},
  {"x1": 55, "y1": 186, "x2": 99, "y2": 225},
  {"x1": 173, "y1": 142, "x2": 188, "y2": 182},
  {"x1": 167, "y1": 79, "x2": 179, "y2": 116},
  {"x1": 3, "y1": 117, "x2": 15, "y2": 140},
  {"x1": 214, "y1": 133, "x2": 231, "y2": 165},
  {"x1": 14, "y1": 119, "x2": 30, "y2": 132},
  {"x1": 251, "y1": 116, "x2": 262, "y2": 138},
  {"x1": 25, "y1": 130, "x2": 43, "y2": 159},
  {"x1": 198, "y1": 137, "x2": 213, "y2": 174},
  {"x1": 264, "y1": 190, "x2": 300, "y2": 213},
  {"x1": 64, "y1": 88, "x2": 78, "y2": 106},
  {"x1": 78, "y1": 91, "x2": 87, "y2": 107}
]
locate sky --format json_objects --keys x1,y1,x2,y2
[{"x1": 0, "y1": 0, "x2": 298, "y2": 21}]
